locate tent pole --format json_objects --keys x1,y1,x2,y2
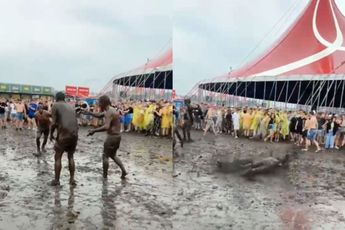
[
  {"x1": 287, "y1": 81, "x2": 298, "y2": 108},
  {"x1": 317, "y1": 81, "x2": 322, "y2": 110},
  {"x1": 285, "y1": 81, "x2": 289, "y2": 110},
  {"x1": 325, "y1": 81, "x2": 330, "y2": 108},
  {"x1": 339, "y1": 80, "x2": 345, "y2": 110},
  {"x1": 311, "y1": 81, "x2": 315, "y2": 109},
  {"x1": 297, "y1": 81, "x2": 301, "y2": 109},
  {"x1": 245, "y1": 82, "x2": 247, "y2": 107},
  {"x1": 331, "y1": 80, "x2": 337, "y2": 110},
  {"x1": 264, "y1": 81, "x2": 266, "y2": 106},
  {"x1": 234, "y1": 81, "x2": 238, "y2": 107},
  {"x1": 319, "y1": 80, "x2": 334, "y2": 111},
  {"x1": 274, "y1": 81, "x2": 277, "y2": 108},
  {"x1": 226, "y1": 82, "x2": 231, "y2": 106},
  {"x1": 163, "y1": 72, "x2": 167, "y2": 99}
]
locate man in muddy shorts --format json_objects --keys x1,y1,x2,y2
[
  {"x1": 86, "y1": 95, "x2": 127, "y2": 179},
  {"x1": 50, "y1": 92, "x2": 78, "y2": 186},
  {"x1": 34, "y1": 105, "x2": 51, "y2": 155}
]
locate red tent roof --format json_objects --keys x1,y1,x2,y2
[
  {"x1": 225, "y1": 0, "x2": 345, "y2": 80},
  {"x1": 98, "y1": 48, "x2": 172, "y2": 95},
  {"x1": 141, "y1": 48, "x2": 172, "y2": 69}
]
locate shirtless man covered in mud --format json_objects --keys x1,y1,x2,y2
[
  {"x1": 241, "y1": 154, "x2": 290, "y2": 178},
  {"x1": 85, "y1": 95, "x2": 127, "y2": 179},
  {"x1": 34, "y1": 105, "x2": 51, "y2": 155},
  {"x1": 50, "y1": 92, "x2": 78, "y2": 186}
]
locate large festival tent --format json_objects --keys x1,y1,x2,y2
[
  {"x1": 99, "y1": 48, "x2": 172, "y2": 100},
  {"x1": 195, "y1": 0, "x2": 345, "y2": 110}
]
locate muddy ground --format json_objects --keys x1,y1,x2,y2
[
  {"x1": 173, "y1": 131, "x2": 345, "y2": 230},
  {"x1": 0, "y1": 127, "x2": 173, "y2": 230}
]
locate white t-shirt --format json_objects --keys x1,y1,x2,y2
[{"x1": 10, "y1": 103, "x2": 16, "y2": 114}]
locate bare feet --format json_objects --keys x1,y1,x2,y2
[
  {"x1": 50, "y1": 180, "x2": 60, "y2": 186},
  {"x1": 121, "y1": 171, "x2": 128, "y2": 179},
  {"x1": 69, "y1": 179, "x2": 77, "y2": 186}
]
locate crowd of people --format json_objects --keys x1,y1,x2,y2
[
  {"x1": 111, "y1": 100, "x2": 173, "y2": 137},
  {"x1": 0, "y1": 93, "x2": 130, "y2": 185},
  {"x1": 0, "y1": 97, "x2": 173, "y2": 138},
  {"x1": 0, "y1": 97, "x2": 52, "y2": 130},
  {"x1": 174, "y1": 103, "x2": 345, "y2": 152}
]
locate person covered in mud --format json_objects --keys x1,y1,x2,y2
[
  {"x1": 241, "y1": 154, "x2": 290, "y2": 178},
  {"x1": 50, "y1": 92, "x2": 79, "y2": 186},
  {"x1": 85, "y1": 95, "x2": 127, "y2": 180},
  {"x1": 34, "y1": 105, "x2": 51, "y2": 155}
]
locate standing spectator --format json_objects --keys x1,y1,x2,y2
[
  {"x1": 193, "y1": 104, "x2": 203, "y2": 130},
  {"x1": 232, "y1": 109, "x2": 240, "y2": 138},
  {"x1": 215, "y1": 107, "x2": 224, "y2": 134},
  {"x1": 15, "y1": 100, "x2": 26, "y2": 131},
  {"x1": 0, "y1": 98, "x2": 7, "y2": 129},
  {"x1": 203, "y1": 106, "x2": 217, "y2": 136},
  {"x1": 10, "y1": 101, "x2": 16, "y2": 124},
  {"x1": 27, "y1": 99, "x2": 38, "y2": 130},
  {"x1": 316, "y1": 112, "x2": 326, "y2": 145},
  {"x1": 181, "y1": 105, "x2": 193, "y2": 142},
  {"x1": 325, "y1": 115, "x2": 340, "y2": 149},
  {"x1": 224, "y1": 108, "x2": 232, "y2": 134},
  {"x1": 302, "y1": 111, "x2": 321, "y2": 152}
]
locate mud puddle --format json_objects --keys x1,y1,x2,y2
[
  {"x1": 173, "y1": 131, "x2": 345, "y2": 229},
  {"x1": 0, "y1": 127, "x2": 173, "y2": 230}
]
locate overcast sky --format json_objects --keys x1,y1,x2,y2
[
  {"x1": 0, "y1": 0, "x2": 172, "y2": 93},
  {"x1": 1, "y1": 1, "x2": 344, "y2": 95},
  {"x1": 174, "y1": 0, "x2": 345, "y2": 95}
]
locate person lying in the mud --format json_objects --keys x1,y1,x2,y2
[
  {"x1": 85, "y1": 95, "x2": 128, "y2": 180},
  {"x1": 241, "y1": 154, "x2": 290, "y2": 178},
  {"x1": 34, "y1": 105, "x2": 51, "y2": 155},
  {"x1": 49, "y1": 92, "x2": 78, "y2": 186}
]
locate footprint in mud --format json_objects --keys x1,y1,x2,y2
[{"x1": 0, "y1": 184, "x2": 9, "y2": 200}]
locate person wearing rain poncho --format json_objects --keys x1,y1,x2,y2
[
  {"x1": 280, "y1": 112, "x2": 290, "y2": 141},
  {"x1": 250, "y1": 109, "x2": 262, "y2": 137},
  {"x1": 143, "y1": 103, "x2": 155, "y2": 135},
  {"x1": 242, "y1": 109, "x2": 253, "y2": 137},
  {"x1": 160, "y1": 103, "x2": 172, "y2": 137}
]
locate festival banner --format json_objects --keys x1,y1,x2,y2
[
  {"x1": 65, "y1": 85, "x2": 77, "y2": 96},
  {"x1": 77, "y1": 87, "x2": 90, "y2": 98}
]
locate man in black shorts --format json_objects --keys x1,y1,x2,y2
[
  {"x1": 0, "y1": 99, "x2": 7, "y2": 129},
  {"x1": 50, "y1": 92, "x2": 78, "y2": 186},
  {"x1": 34, "y1": 105, "x2": 51, "y2": 155},
  {"x1": 86, "y1": 95, "x2": 127, "y2": 180}
]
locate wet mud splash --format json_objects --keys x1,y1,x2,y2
[
  {"x1": 173, "y1": 131, "x2": 345, "y2": 229},
  {"x1": 0, "y1": 128, "x2": 173, "y2": 230}
]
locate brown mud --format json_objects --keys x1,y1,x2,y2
[
  {"x1": 0, "y1": 128, "x2": 173, "y2": 230},
  {"x1": 173, "y1": 131, "x2": 345, "y2": 230}
]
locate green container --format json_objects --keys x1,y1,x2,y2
[
  {"x1": 0, "y1": 83, "x2": 9, "y2": 92},
  {"x1": 10, "y1": 84, "x2": 21, "y2": 93},
  {"x1": 21, "y1": 85, "x2": 32, "y2": 94},
  {"x1": 42, "y1": 87, "x2": 52, "y2": 95},
  {"x1": 32, "y1": 86, "x2": 42, "y2": 94}
]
